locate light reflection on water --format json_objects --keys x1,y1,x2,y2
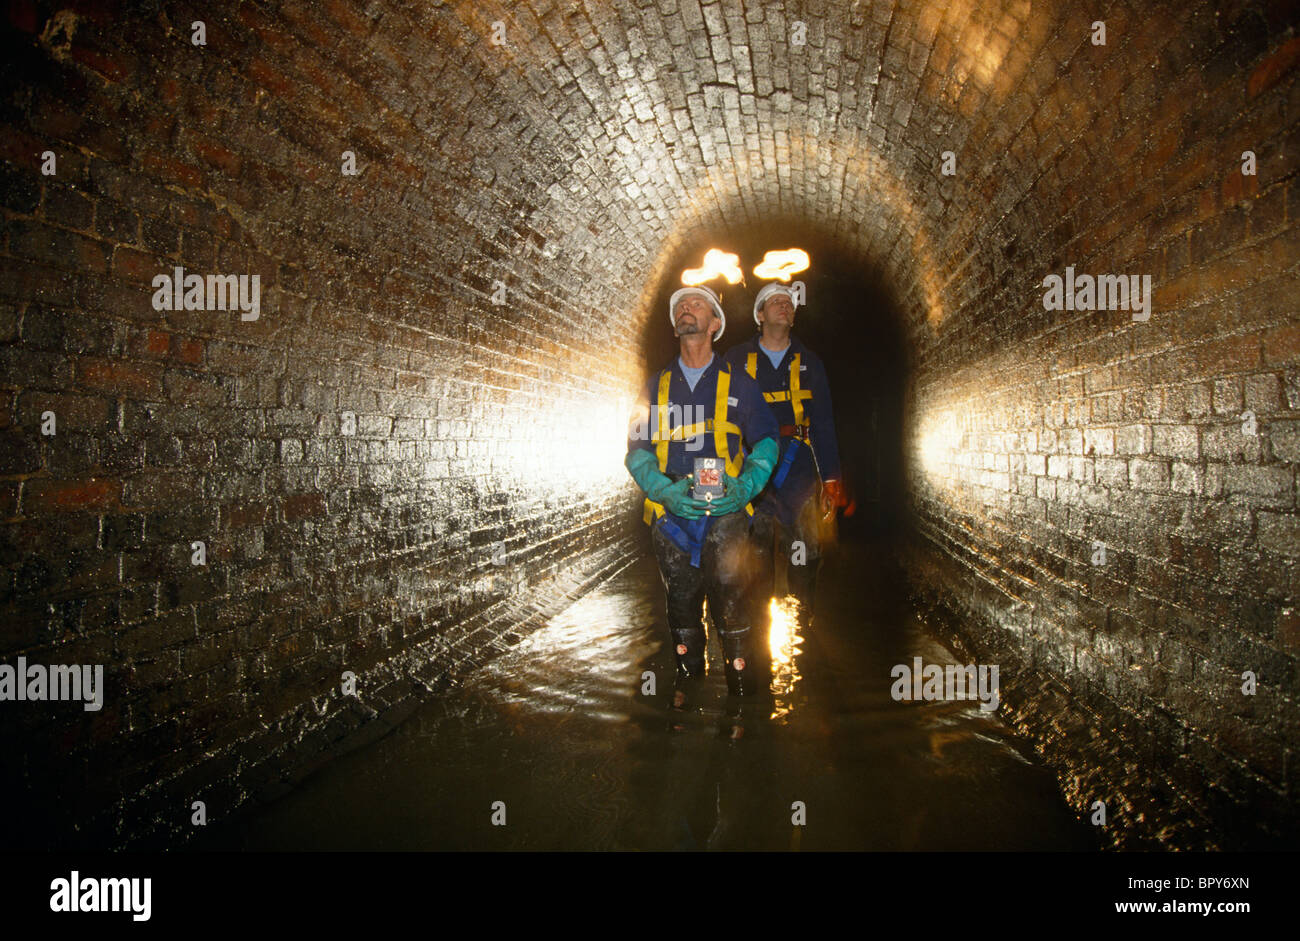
[
  {"x1": 767, "y1": 595, "x2": 804, "y2": 721},
  {"x1": 200, "y1": 547, "x2": 1098, "y2": 852},
  {"x1": 476, "y1": 587, "x2": 658, "y2": 719}
]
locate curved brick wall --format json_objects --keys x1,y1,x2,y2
[{"x1": 0, "y1": 1, "x2": 1295, "y2": 847}]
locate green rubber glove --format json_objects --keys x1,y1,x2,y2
[
  {"x1": 626, "y1": 448, "x2": 670, "y2": 496},
  {"x1": 625, "y1": 449, "x2": 708, "y2": 519},
  {"x1": 706, "y1": 473, "x2": 748, "y2": 516},
  {"x1": 658, "y1": 477, "x2": 708, "y2": 519},
  {"x1": 706, "y1": 437, "x2": 779, "y2": 515}
]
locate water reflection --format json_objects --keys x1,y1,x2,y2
[
  {"x1": 198, "y1": 546, "x2": 1097, "y2": 851},
  {"x1": 767, "y1": 595, "x2": 804, "y2": 721}
]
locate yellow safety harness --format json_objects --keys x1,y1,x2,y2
[
  {"x1": 745, "y1": 351, "x2": 813, "y2": 434},
  {"x1": 643, "y1": 362, "x2": 753, "y2": 524}
]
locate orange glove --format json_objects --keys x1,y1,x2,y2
[{"x1": 820, "y1": 479, "x2": 853, "y2": 520}]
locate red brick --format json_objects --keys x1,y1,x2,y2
[
  {"x1": 77, "y1": 357, "x2": 163, "y2": 399},
  {"x1": 324, "y1": 0, "x2": 372, "y2": 39},
  {"x1": 25, "y1": 477, "x2": 121, "y2": 512},
  {"x1": 111, "y1": 247, "x2": 161, "y2": 283},
  {"x1": 1221, "y1": 167, "x2": 1260, "y2": 203},
  {"x1": 141, "y1": 330, "x2": 170, "y2": 357},
  {"x1": 282, "y1": 492, "x2": 326, "y2": 521},
  {"x1": 1248, "y1": 36, "x2": 1300, "y2": 98},
  {"x1": 1263, "y1": 323, "x2": 1300, "y2": 366},
  {"x1": 70, "y1": 46, "x2": 131, "y2": 84},
  {"x1": 141, "y1": 152, "x2": 204, "y2": 189},
  {"x1": 173, "y1": 336, "x2": 203, "y2": 365},
  {"x1": 247, "y1": 58, "x2": 295, "y2": 98},
  {"x1": 0, "y1": 125, "x2": 46, "y2": 174},
  {"x1": 223, "y1": 500, "x2": 271, "y2": 529},
  {"x1": 191, "y1": 137, "x2": 242, "y2": 176},
  {"x1": 159, "y1": 77, "x2": 180, "y2": 107}
]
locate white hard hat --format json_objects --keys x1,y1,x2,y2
[
  {"x1": 669, "y1": 285, "x2": 726, "y2": 340},
  {"x1": 753, "y1": 282, "x2": 800, "y2": 324}
]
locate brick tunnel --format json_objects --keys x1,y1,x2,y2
[{"x1": 0, "y1": 0, "x2": 1297, "y2": 853}]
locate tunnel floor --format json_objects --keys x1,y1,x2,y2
[{"x1": 197, "y1": 541, "x2": 1098, "y2": 851}]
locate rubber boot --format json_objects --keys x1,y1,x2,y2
[
  {"x1": 720, "y1": 699, "x2": 747, "y2": 741},
  {"x1": 719, "y1": 696, "x2": 766, "y2": 741},
  {"x1": 668, "y1": 673, "x2": 699, "y2": 732},
  {"x1": 670, "y1": 627, "x2": 707, "y2": 678},
  {"x1": 719, "y1": 626, "x2": 765, "y2": 697}
]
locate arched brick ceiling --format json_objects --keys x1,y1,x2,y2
[
  {"x1": 333, "y1": 0, "x2": 1286, "y2": 375},
  {"x1": 418, "y1": 0, "x2": 1046, "y2": 351},
  {"x1": 106, "y1": 0, "x2": 1284, "y2": 397}
]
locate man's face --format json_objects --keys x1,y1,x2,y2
[
  {"x1": 674, "y1": 294, "x2": 719, "y2": 339},
  {"x1": 759, "y1": 293, "x2": 795, "y2": 328}
]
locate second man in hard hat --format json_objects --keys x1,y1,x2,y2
[{"x1": 724, "y1": 282, "x2": 849, "y2": 616}]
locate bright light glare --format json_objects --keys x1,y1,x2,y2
[
  {"x1": 564, "y1": 396, "x2": 633, "y2": 484},
  {"x1": 682, "y1": 248, "x2": 743, "y2": 286},
  {"x1": 490, "y1": 395, "x2": 631, "y2": 491},
  {"x1": 918, "y1": 412, "x2": 962, "y2": 477},
  {"x1": 768, "y1": 595, "x2": 802, "y2": 666},
  {"x1": 768, "y1": 595, "x2": 804, "y2": 720},
  {"x1": 753, "y1": 248, "x2": 810, "y2": 282}
]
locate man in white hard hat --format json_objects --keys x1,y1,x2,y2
[
  {"x1": 723, "y1": 282, "x2": 850, "y2": 617},
  {"x1": 625, "y1": 285, "x2": 779, "y2": 696}
]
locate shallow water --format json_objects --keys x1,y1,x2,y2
[{"x1": 201, "y1": 542, "x2": 1097, "y2": 851}]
